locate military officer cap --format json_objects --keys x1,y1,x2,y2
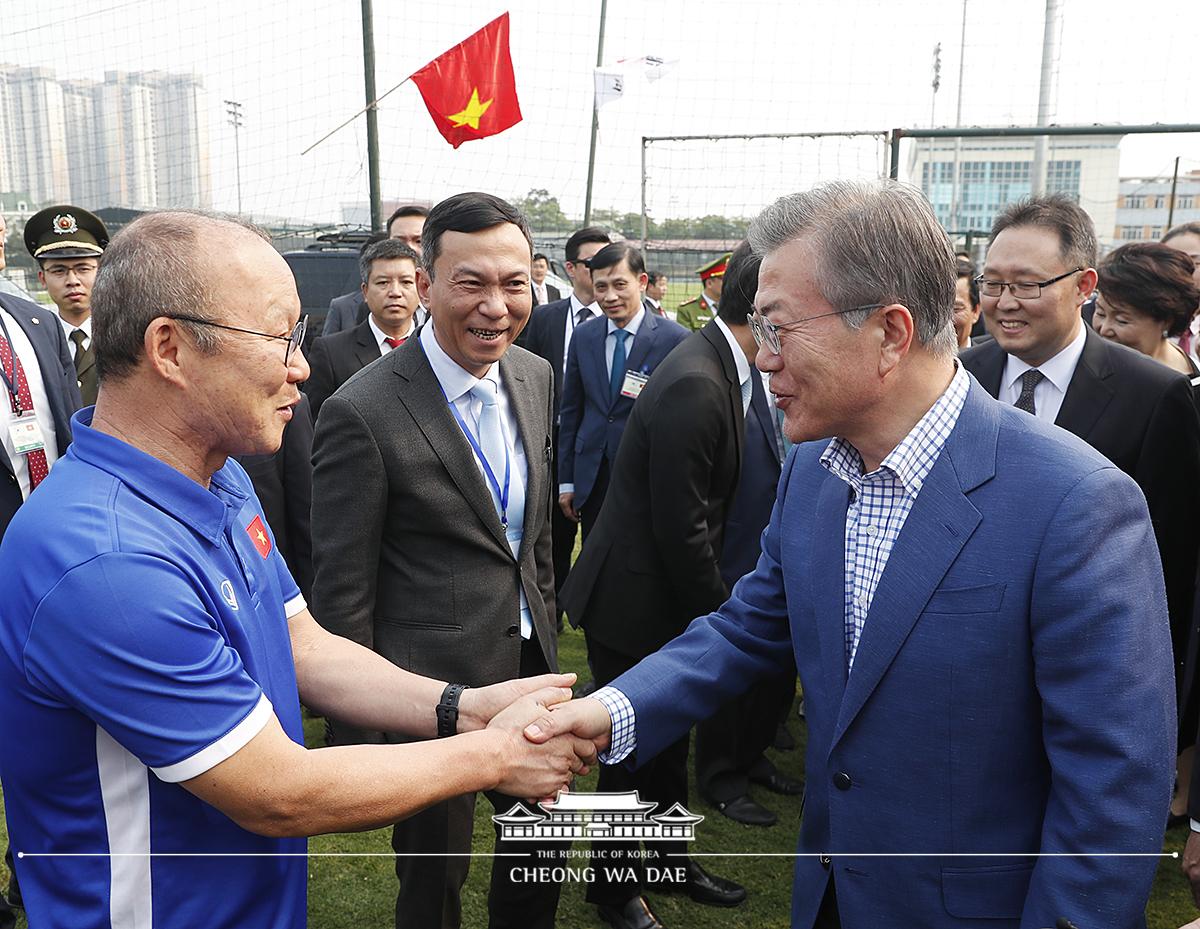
[
  {"x1": 695, "y1": 252, "x2": 731, "y2": 282},
  {"x1": 24, "y1": 205, "x2": 109, "y2": 261}
]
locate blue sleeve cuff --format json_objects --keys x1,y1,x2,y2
[
  {"x1": 591, "y1": 686, "x2": 636, "y2": 764},
  {"x1": 559, "y1": 484, "x2": 575, "y2": 495}
]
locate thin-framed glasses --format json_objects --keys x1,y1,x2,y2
[
  {"x1": 747, "y1": 304, "x2": 885, "y2": 355},
  {"x1": 975, "y1": 268, "x2": 1083, "y2": 300},
  {"x1": 168, "y1": 315, "x2": 308, "y2": 364}
]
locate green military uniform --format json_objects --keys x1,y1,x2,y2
[
  {"x1": 24, "y1": 205, "x2": 108, "y2": 406},
  {"x1": 675, "y1": 293, "x2": 718, "y2": 332},
  {"x1": 676, "y1": 252, "x2": 730, "y2": 332}
]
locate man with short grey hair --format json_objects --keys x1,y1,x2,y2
[
  {"x1": 0, "y1": 209, "x2": 594, "y2": 929},
  {"x1": 529, "y1": 179, "x2": 1176, "y2": 928}
]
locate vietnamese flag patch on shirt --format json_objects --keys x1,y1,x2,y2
[{"x1": 246, "y1": 515, "x2": 272, "y2": 559}]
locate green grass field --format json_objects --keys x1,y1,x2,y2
[{"x1": 1, "y1": 622, "x2": 1198, "y2": 927}]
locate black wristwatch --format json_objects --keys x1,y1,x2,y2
[{"x1": 436, "y1": 683, "x2": 469, "y2": 738}]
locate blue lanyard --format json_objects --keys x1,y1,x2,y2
[
  {"x1": 0, "y1": 312, "x2": 25, "y2": 415},
  {"x1": 417, "y1": 336, "x2": 512, "y2": 527},
  {"x1": 446, "y1": 396, "x2": 511, "y2": 528}
]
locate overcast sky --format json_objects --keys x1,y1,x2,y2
[{"x1": 4, "y1": 0, "x2": 1196, "y2": 224}]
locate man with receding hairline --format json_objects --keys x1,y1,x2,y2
[{"x1": 0, "y1": 209, "x2": 593, "y2": 929}]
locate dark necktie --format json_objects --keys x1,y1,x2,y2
[
  {"x1": 609, "y1": 329, "x2": 629, "y2": 404},
  {"x1": 70, "y1": 329, "x2": 88, "y2": 375},
  {"x1": 0, "y1": 327, "x2": 49, "y2": 489},
  {"x1": 384, "y1": 336, "x2": 406, "y2": 349},
  {"x1": 1014, "y1": 369, "x2": 1044, "y2": 415},
  {"x1": 576, "y1": 306, "x2": 591, "y2": 326}
]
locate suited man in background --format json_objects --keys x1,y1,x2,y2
[
  {"x1": 310, "y1": 193, "x2": 565, "y2": 929},
  {"x1": 961, "y1": 195, "x2": 1200, "y2": 707},
  {"x1": 643, "y1": 270, "x2": 669, "y2": 317},
  {"x1": 304, "y1": 239, "x2": 420, "y2": 419},
  {"x1": 531, "y1": 252, "x2": 560, "y2": 306},
  {"x1": 24, "y1": 206, "x2": 108, "y2": 407},
  {"x1": 558, "y1": 243, "x2": 688, "y2": 538},
  {"x1": 517, "y1": 227, "x2": 610, "y2": 618},
  {"x1": 322, "y1": 205, "x2": 429, "y2": 336},
  {"x1": 535, "y1": 180, "x2": 1177, "y2": 929},
  {"x1": 234, "y1": 394, "x2": 315, "y2": 601},
  {"x1": 0, "y1": 227, "x2": 82, "y2": 925}
]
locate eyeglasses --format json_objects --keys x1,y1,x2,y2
[
  {"x1": 168, "y1": 315, "x2": 308, "y2": 365},
  {"x1": 975, "y1": 268, "x2": 1083, "y2": 300},
  {"x1": 747, "y1": 304, "x2": 885, "y2": 355}
]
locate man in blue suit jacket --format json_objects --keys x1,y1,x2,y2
[
  {"x1": 530, "y1": 181, "x2": 1175, "y2": 929},
  {"x1": 557, "y1": 243, "x2": 687, "y2": 537}
]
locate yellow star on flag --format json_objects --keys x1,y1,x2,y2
[
  {"x1": 448, "y1": 88, "x2": 493, "y2": 130},
  {"x1": 257, "y1": 530, "x2": 268, "y2": 546}
]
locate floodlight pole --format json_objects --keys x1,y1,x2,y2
[
  {"x1": 583, "y1": 0, "x2": 608, "y2": 225},
  {"x1": 224, "y1": 99, "x2": 244, "y2": 215},
  {"x1": 361, "y1": 0, "x2": 382, "y2": 232},
  {"x1": 1030, "y1": 0, "x2": 1063, "y2": 196}
]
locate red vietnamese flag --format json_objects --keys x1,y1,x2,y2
[
  {"x1": 409, "y1": 13, "x2": 522, "y2": 149},
  {"x1": 246, "y1": 515, "x2": 272, "y2": 559}
]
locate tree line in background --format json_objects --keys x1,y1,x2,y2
[{"x1": 515, "y1": 189, "x2": 751, "y2": 241}]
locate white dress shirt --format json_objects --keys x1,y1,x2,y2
[
  {"x1": 533, "y1": 281, "x2": 549, "y2": 306},
  {"x1": 419, "y1": 322, "x2": 532, "y2": 639},
  {"x1": 1000, "y1": 320, "x2": 1086, "y2": 424},
  {"x1": 57, "y1": 313, "x2": 91, "y2": 361},
  {"x1": 713, "y1": 316, "x2": 752, "y2": 415},
  {"x1": 564, "y1": 293, "x2": 601, "y2": 372},
  {"x1": 0, "y1": 306, "x2": 60, "y2": 501},
  {"x1": 605, "y1": 307, "x2": 645, "y2": 378},
  {"x1": 367, "y1": 313, "x2": 413, "y2": 355}
]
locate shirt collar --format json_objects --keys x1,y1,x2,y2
[
  {"x1": 367, "y1": 312, "x2": 411, "y2": 350},
  {"x1": 1002, "y1": 319, "x2": 1085, "y2": 397},
  {"x1": 821, "y1": 361, "x2": 970, "y2": 499},
  {"x1": 702, "y1": 294, "x2": 718, "y2": 311},
  {"x1": 712, "y1": 316, "x2": 751, "y2": 389},
  {"x1": 569, "y1": 293, "x2": 601, "y2": 319},
  {"x1": 646, "y1": 296, "x2": 661, "y2": 310},
  {"x1": 607, "y1": 306, "x2": 646, "y2": 338},
  {"x1": 58, "y1": 313, "x2": 92, "y2": 338},
  {"x1": 67, "y1": 408, "x2": 246, "y2": 543},
  {"x1": 419, "y1": 320, "x2": 497, "y2": 404}
]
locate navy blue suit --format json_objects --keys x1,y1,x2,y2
[
  {"x1": 609, "y1": 376, "x2": 1175, "y2": 928},
  {"x1": 557, "y1": 310, "x2": 687, "y2": 531},
  {"x1": 0, "y1": 293, "x2": 82, "y2": 539}
]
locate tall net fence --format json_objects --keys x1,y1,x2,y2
[{"x1": 1, "y1": 0, "x2": 1198, "y2": 291}]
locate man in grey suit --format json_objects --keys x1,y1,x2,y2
[{"x1": 311, "y1": 192, "x2": 564, "y2": 929}]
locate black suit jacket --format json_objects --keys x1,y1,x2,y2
[
  {"x1": 962, "y1": 327, "x2": 1200, "y2": 672},
  {"x1": 234, "y1": 395, "x2": 315, "y2": 601},
  {"x1": 310, "y1": 335, "x2": 558, "y2": 698},
  {"x1": 531, "y1": 282, "x2": 561, "y2": 307},
  {"x1": 0, "y1": 293, "x2": 82, "y2": 538},
  {"x1": 517, "y1": 297, "x2": 571, "y2": 420},
  {"x1": 561, "y1": 321, "x2": 745, "y2": 658},
  {"x1": 302, "y1": 317, "x2": 386, "y2": 420}
]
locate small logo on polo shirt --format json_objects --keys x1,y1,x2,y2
[
  {"x1": 246, "y1": 515, "x2": 272, "y2": 559},
  {"x1": 220, "y1": 579, "x2": 239, "y2": 611}
]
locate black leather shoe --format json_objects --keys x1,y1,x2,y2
[
  {"x1": 751, "y1": 771, "x2": 805, "y2": 796},
  {"x1": 656, "y1": 859, "x2": 746, "y2": 907},
  {"x1": 774, "y1": 722, "x2": 797, "y2": 750},
  {"x1": 716, "y1": 794, "x2": 777, "y2": 826},
  {"x1": 597, "y1": 895, "x2": 665, "y2": 929}
]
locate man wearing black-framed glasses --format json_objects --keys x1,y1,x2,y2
[{"x1": 962, "y1": 197, "x2": 1200, "y2": 796}]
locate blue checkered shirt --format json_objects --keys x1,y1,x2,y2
[
  {"x1": 594, "y1": 363, "x2": 969, "y2": 760},
  {"x1": 822, "y1": 362, "x2": 969, "y2": 671}
]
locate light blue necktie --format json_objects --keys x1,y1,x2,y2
[
  {"x1": 469, "y1": 381, "x2": 530, "y2": 637},
  {"x1": 470, "y1": 382, "x2": 509, "y2": 522},
  {"x1": 609, "y1": 328, "x2": 629, "y2": 404}
]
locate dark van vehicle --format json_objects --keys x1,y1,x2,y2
[{"x1": 282, "y1": 233, "x2": 369, "y2": 351}]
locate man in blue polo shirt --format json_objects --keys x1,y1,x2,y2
[{"x1": 0, "y1": 211, "x2": 596, "y2": 929}]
